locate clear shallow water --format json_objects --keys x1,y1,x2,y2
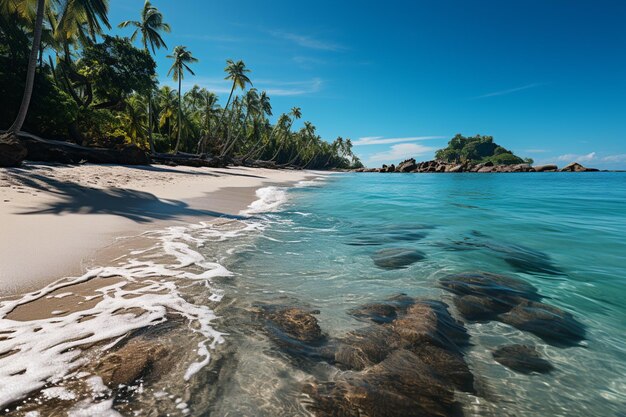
[
  {"x1": 213, "y1": 172, "x2": 626, "y2": 416},
  {"x1": 3, "y1": 172, "x2": 626, "y2": 416}
]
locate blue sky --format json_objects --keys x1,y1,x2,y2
[{"x1": 109, "y1": 0, "x2": 626, "y2": 168}]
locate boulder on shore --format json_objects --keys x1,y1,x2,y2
[
  {"x1": 533, "y1": 164, "x2": 558, "y2": 172},
  {"x1": 397, "y1": 158, "x2": 417, "y2": 172},
  {"x1": 0, "y1": 132, "x2": 27, "y2": 167},
  {"x1": 560, "y1": 162, "x2": 598, "y2": 172}
]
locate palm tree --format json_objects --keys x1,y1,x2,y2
[
  {"x1": 119, "y1": 0, "x2": 170, "y2": 153},
  {"x1": 167, "y1": 45, "x2": 197, "y2": 153},
  {"x1": 2, "y1": 0, "x2": 45, "y2": 135},
  {"x1": 196, "y1": 89, "x2": 219, "y2": 153},
  {"x1": 158, "y1": 85, "x2": 177, "y2": 143},
  {"x1": 219, "y1": 59, "x2": 252, "y2": 155},
  {"x1": 2, "y1": 0, "x2": 111, "y2": 136},
  {"x1": 222, "y1": 59, "x2": 252, "y2": 115},
  {"x1": 118, "y1": 0, "x2": 170, "y2": 53}
]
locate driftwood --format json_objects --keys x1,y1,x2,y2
[{"x1": 16, "y1": 132, "x2": 150, "y2": 165}]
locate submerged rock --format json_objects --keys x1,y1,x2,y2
[
  {"x1": 371, "y1": 248, "x2": 426, "y2": 269},
  {"x1": 498, "y1": 300, "x2": 586, "y2": 346},
  {"x1": 260, "y1": 306, "x2": 324, "y2": 344},
  {"x1": 439, "y1": 271, "x2": 540, "y2": 302},
  {"x1": 94, "y1": 338, "x2": 169, "y2": 387},
  {"x1": 391, "y1": 300, "x2": 470, "y2": 352},
  {"x1": 492, "y1": 344, "x2": 554, "y2": 374},
  {"x1": 305, "y1": 350, "x2": 464, "y2": 417},
  {"x1": 452, "y1": 294, "x2": 513, "y2": 320},
  {"x1": 348, "y1": 294, "x2": 414, "y2": 324},
  {"x1": 439, "y1": 272, "x2": 586, "y2": 346}
]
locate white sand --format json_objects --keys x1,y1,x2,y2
[{"x1": 0, "y1": 163, "x2": 314, "y2": 294}]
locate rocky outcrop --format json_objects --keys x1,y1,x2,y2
[
  {"x1": 560, "y1": 162, "x2": 599, "y2": 172},
  {"x1": 0, "y1": 132, "x2": 28, "y2": 167},
  {"x1": 397, "y1": 158, "x2": 417, "y2": 172},
  {"x1": 533, "y1": 164, "x2": 558, "y2": 172},
  {"x1": 355, "y1": 159, "x2": 598, "y2": 174},
  {"x1": 492, "y1": 344, "x2": 554, "y2": 374}
]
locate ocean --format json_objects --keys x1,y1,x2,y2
[{"x1": 2, "y1": 172, "x2": 625, "y2": 416}]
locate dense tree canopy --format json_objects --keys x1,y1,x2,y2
[
  {"x1": 0, "y1": 0, "x2": 361, "y2": 169},
  {"x1": 435, "y1": 134, "x2": 532, "y2": 165}
]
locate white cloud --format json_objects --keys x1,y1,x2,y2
[
  {"x1": 602, "y1": 154, "x2": 626, "y2": 163},
  {"x1": 472, "y1": 83, "x2": 544, "y2": 99},
  {"x1": 556, "y1": 152, "x2": 596, "y2": 163},
  {"x1": 270, "y1": 31, "x2": 344, "y2": 51},
  {"x1": 354, "y1": 136, "x2": 446, "y2": 146},
  {"x1": 368, "y1": 143, "x2": 437, "y2": 163}
]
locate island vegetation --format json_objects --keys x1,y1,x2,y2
[
  {"x1": 434, "y1": 134, "x2": 533, "y2": 166},
  {"x1": 0, "y1": 0, "x2": 362, "y2": 169}
]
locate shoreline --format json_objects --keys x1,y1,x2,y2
[{"x1": 0, "y1": 163, "x2": 318, "y2": 295}]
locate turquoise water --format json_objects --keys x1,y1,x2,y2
[{"x1": 214, "y1": 172, "x2": 626, "y2": 416}]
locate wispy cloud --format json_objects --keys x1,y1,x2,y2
[
  {"x1": 270, "y1": 30, "x2": 344, "y2": 51},
  {"x1": 164, "y1": 77, "x2": 323, "y2": 97},
  {"x1": 524, "y1": 149, "x2": 550, "y2": 153},
  {"x1": 472, "y1": 83, "x2": 544, "y2": 99},
  {"x1": 354, "y1": 136, "x2": 446, "y2": 146},
  {"x1": 602, "y1": 154, "x2": 626, "y2": 163},
  {"x1": 555, "y1": 152, "x2": 597, "y2": 163},
  {"x1": 368, "y1": 143, "x2": 437, "y2": 163}
]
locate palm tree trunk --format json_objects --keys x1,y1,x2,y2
[
  {"x1": 147, "y1": 96, "x2": 155, "y2": 153},
  {"x1": 7, "y1": 0, "x2": 45, "y2": 134},
  {"x1": 174, "y1": 75, "x2": 182, "y2": 153}
]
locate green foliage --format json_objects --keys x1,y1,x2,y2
[
  {"x1": 78, "y1": 35, "x2": 156, "y2": 106},
  {"x1": 0, "y1": 64, "x2": 78, "y2": 138},
  {"x1": 436, "y1": 134, "x2": 526, "y2": 165},
  {"x1": 76, "y1": 108, "x2": 131, "y2": 147}
]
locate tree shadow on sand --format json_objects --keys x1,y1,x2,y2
[{"x1": 11, "y1": 171, "x2": 247, "y2": 223}]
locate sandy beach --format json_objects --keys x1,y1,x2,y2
[{"x1": 0, "y1": 163, "x2": 314, "y2": 294}]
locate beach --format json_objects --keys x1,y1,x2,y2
[{"x1": 0, "y1": 163, "x2": 314, "y2": 294}]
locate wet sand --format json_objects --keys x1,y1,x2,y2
[{"x1": 0, "y1": 163, "x2": 314, "y2": 294}]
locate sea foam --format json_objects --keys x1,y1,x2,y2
[{"x1": 0, "y1": 218, "x2": 260, "y2": 411}]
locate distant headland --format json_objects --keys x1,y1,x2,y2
[{"x1": 356, "y1": 134, "x2": 599, "y2": 173}]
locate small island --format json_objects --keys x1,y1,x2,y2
[{"x1": 356, "y1": 134, "x2": 599, "y2": 173}]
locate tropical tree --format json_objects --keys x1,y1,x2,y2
[
  {"x1": 118, "y1": 0, "x2": 170, "y2": 53},
  {"x1": 219, "y1": 59, "x2": 252, "y2": 155},
  {"x1": 118, "y1": 0, "x2": 170, "y2": 153},
  {"x1": 167, "y1": 45, "x2": 197, "y2": 152}
]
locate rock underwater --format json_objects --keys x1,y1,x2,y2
[
  {"x1": 258, "y1": 296, "x2": 476, "y2": 417},
  {"x1": 439, "y1": 271, "x2": 586, "y2": 347}
]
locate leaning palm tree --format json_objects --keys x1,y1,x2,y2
[
  {"x1": 2, "y1": 0, "x2": 45, "y2": 136},
  {"x1": 119, "y1": 0, "x2": 170, "y2": 153},
  {"x1": 167, "y1": 45, "x2": 197, "y2": 153},
  {"x1": 219, "y1": 59, "x2": 253, "y2": 155},
  {"x1": 3, "y1": 0, "x2": 110, "y2": 137}
]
